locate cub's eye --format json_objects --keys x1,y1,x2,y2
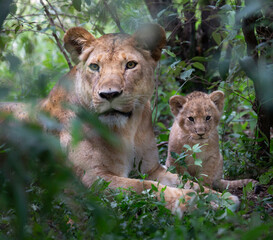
[
  {"x1": 126, "y1": 61, "x2": 137, "y2": 69},
  {"x1": 206, "y1": 116, "x2": 211, "y2": 121},
  {"x1": 89, "y1": 63, "x2": 100, "y2": 71},
  {"x1": 188, "y1": 117, "x2": 194, "y2": 122}
]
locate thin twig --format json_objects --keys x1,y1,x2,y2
[
  {"x1": 167, "y1": 21, "x2": 182, "y2": 42},
  {"x1": 166, "y1": 14, "x2": 197, "y2": 42},
  {"x1": 179, "y1": 74, "x2": 254, "y2": 104},
  {"x1": 157, "y1": 141, "x2": 168, "y2": 148},
  {"x1": 7, "y1": 13, "x2": 66, "y2": 32},
  {"x1": 46, "y1": 0, "x2": 66, "y2": 32},
  {"x1": 91, "y1": 2, "x2": 106, "y2": 35},
  {"x1": 0, "y1": 28, "x2": 51, "y2": 36},
  {"x1": 6, "y1": 13, "x2": 86, "y2": 21},
  {"x1": 174, "y1": 79, "x2": 189, "y2": 95},
  {"x1": 152, "y1": 63, "x2": 160, "y2": 127},
  {"x1": 103, "y1": 0, "x2": 124, "y2": 33},
  {"x1": 40, "y1": 0, "x2": 73, "y2": 69}
]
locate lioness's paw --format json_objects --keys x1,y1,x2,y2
[
  {"x1": 228, "y1": 195, "x2": 240, "y2": 211},
  {"x1": 163, "y1": 187, "x2": 197, "y2": 214}
]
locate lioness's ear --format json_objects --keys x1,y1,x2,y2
[
  {"x1": 133, "y1": 24, "x2": 166, "y2": 61},
  {"x1": 64, "y1": 27, "x2": 96, "y2": 64},
  {"x1": 169, "y1": 95, "x2": 187, "y2": 116},
  {"x1": 209, "y1": 90, "x2": 225, "y2": 112}
]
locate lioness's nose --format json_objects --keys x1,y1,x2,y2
[{"x1": 99, "y1": 90, "x2": 123, "y2": 101}]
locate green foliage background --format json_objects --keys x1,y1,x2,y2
[{"x1": 0, "y1": 0, "x2": 272, "y2": 239}]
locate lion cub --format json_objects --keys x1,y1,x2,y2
[{"x1": 166, "y1": 91, "x2": 256, "y2": 191}]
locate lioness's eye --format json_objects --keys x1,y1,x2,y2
[
  {"x1": 126, "y1": 61, "x2": 137, "y2": 69},
  {"x1": 89, "y1": 63, "x2": 100, "y2": 71},
  {"x1": 188, "y1": 117, "x2": 194, "y2": 122},
  {"x1": 206, "y1": 116, "x2": 211, "y2": 121}
]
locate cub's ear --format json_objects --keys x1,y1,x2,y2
[
  {"x1": 169, "y1": 95, "x2": 187, "y2": 116},
  {"x1": 209, "y1": 90, "x2": 225, "y2": 112},
  {"x1": 133, "y1": 24, "x2": 166, "y2": 61},
  {"x1": 64, "y1": 27, "x2": 96, "y2": 64}
]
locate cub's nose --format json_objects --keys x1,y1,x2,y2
[
  {"x1": 197, "y1": 133, "x2": 205, "y2": 137},
  {"x1": 99, "y1": 90, "x2": 123, "y2": 101}
]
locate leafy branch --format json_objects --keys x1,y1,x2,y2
[
  {"x1": 40, "y1": 0, "x2": 73, "y2": 69},
  {"x1": 45, "y1": 0, "x2": 66, "y2": 33},
  {"x1": 103, "y1": 0, "x2": 124, "y2": 33}
]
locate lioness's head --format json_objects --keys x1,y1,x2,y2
[
  {"x1": 169, "y1": 91, "x2": 224, "y2": 141},
  {"x1": 64, "y1": 24, "x2": 166, "y2": 128}
]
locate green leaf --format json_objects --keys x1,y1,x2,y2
[
  {"x1": 175, "y1": 154, "x2": 187, "y2": 166},
  {"x1": 222, "y1": 192, "x2": 232, "y2": 199},
  {"x1": 159, "y1": 133, "x2": 168, "y2": 141},
  {"x1": 71, "y1": 119, "x2": 84, "y2": 146},
  {"x1": 244, "y1": 182, "x2": 254, "y2": 192},
  {"x1": 241, "y1": 224, "x2": 270, "y2": 240},
  {"x1": 191, "y1": 56, "x2": 206, "y2": 62},
  {"x1": 160, "y1": 187, "x2": 166, "y2": 201},
  {"x1": 15, "y1": 25, "x2": 20, "y2": 35},
  {"x1": 212, "y1": 31, "x2": 221, "y2": 45},
  {"x1": 72, "y1": 0, "x2": 82, "y2": 11},
  {"x1": 156, "y1": 122, "x2": 166, "y2": 130},
  {"x1": 151, "y1": 184, "x2": 159, "y2": 192},
  {"x1": 170, "y1": 60, "x2": 181, "y2": 69},
  {"x1": 183, "y1": 144, "x2": 191, "y2": 150},
  {"x1": 161, "y1": 185, "x2": 167, "y2": 192},
  {"x1": 267, "y1": 185, "x2": 273, "y2": 195},
  {"x1": 186, "y1": 192, "x2": 196, "y2": 197},
  {"x1": 194, "y1": 158, "x2": 202, "y2": 167},
  {"x1": 171, "y1": 151, "x2": 179, "y2": 159},
  {"x1": 180, "y1": 68, "x2": 195, "y2": 80},
  {"x1": 259, "y1": 168, "x2": 273, "y2": 184},
  {"x1": 192, "y1": 62, "x2": 205, "y2": 71},
  {"x1": 157, "y1": 8, "x2": 167, "y2": 18},
  {"x1": 220, "y1": 4, "x2": 233, "y2": 11},
  {"x1": 163, "y1": 49, "x2": 176, "y2": 58},
  {"x1": 167, "y1": 165, "x2": 176, "y2": 172},
  {"x1": 74, "y1": 107, "x2": 121, "y2": 148},
  {"x1": 192, "y1": 143, "x2": 203, "y2": 153}
]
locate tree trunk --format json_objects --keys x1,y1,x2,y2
[
  {"x1": 144, "y1": 0, "x2": 222, "y2": 91},
  {"x1": 144, "y1": 0, "x2": 184, "y2": 58},
  {"x1": 241, "y1": 0, "x2": 272, "y2": 162}
]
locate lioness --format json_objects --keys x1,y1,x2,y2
[
  {"x1": 166, "y1": 91, "x2": 257, "y2": 190},
  {"x1": 0, "y1": 25, "x2": 239, "y2": 212}
]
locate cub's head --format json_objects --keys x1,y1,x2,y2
[
  {"x1": 64, "y1": 24, "x2": 166, "y2": 128},
  {"x1": 169, "y1": 91, "x2": 225, "y2": 142}
]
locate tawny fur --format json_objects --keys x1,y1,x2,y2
[
  {"x1": 0, "y1": 26, "x2": 239, "y2": 212},
  {"x1": 0, "y1": 102, "x2": 31, "y2": 121},
  {"x1": 166, "y1": 91, "x2": 257, "y2": 191}
]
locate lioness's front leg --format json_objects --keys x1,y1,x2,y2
[
  {"x1": 68, "y1": 139, "x2": 196, "y2": 213},
  {"x1": 99, "y1": 173, "x2": 196, "y2": 213},
  {"x1": 146, "y1": 162, "x2": 218, "y2": 194}
]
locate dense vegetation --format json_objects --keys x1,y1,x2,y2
[{"x1": 0, "y1": 0, "x2": 272, "y2": 239}]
